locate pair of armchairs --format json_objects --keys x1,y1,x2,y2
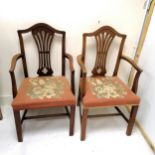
[{"x1": 9, "y1": 23, "x2": 142, "y2": 142}]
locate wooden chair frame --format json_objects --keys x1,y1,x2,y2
[
  {"x1": 0, "y1": 107, "x2": 2, "y2": 120},
  {"x1": 9, "y1": 23, "x2": 75, "y2": 142},
  {"x1": 77, "y1": 26, "x2": 142, "y2": 140}
]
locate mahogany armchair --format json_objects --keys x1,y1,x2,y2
[
  {"x1": 9, "y1": 23, "x2": 76, "y2": 142},
  {"x1": 77, "y1": 26, "x2": 142, "y2": 140}
]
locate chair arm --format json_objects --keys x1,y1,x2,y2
[
  {"x1": 77, "y1": 55, "x2": 87, "y2": 75},
  {"x1": 65, "y1": 53, "x2": 75, "y2": 94},
  {"x1": 9, "y1": 53, "x2": 23, "y2": 98},
  {"x1": 65, "y1": 53, "x2": 74, "y2": 72},
  {"x1": 121, "y1": 55, "x2": 142, "y2": 73},
  {"x1": 121, "y1": 55, "x2": 142, "y2": 93},
  {"x1": 77, "y1": 55, "x2": 87, "y2": 96},
  {"x1": 9, "y1": 53, "x2": 23, "y2": 73}
]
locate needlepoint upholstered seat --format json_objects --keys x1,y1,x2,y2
[
  {"x1": 12, "y1": 76, "x2": 75, "y2": 110},
  {"x1": 9, "y1": 23, "x2": 76, "y2": 142},
  {"x1": 77, "y1": 26, "x2": 142, "y2": 140},
  {"x1": 83, "y1": 76, "x2": 140, "y2": 107}
]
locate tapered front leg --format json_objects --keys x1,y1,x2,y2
[
  {"x1": 69, "y1": 106, "x2": 76, "y2": 136},
  {"x1": 13, "y1": 110, "x2": 23, "y2": 142},
  {"x1": 126, "y1": 106, "x2": 138, "y2": 136},
  {"x1": 81, "y1": 109, "x2": 88, "y2": 141}
]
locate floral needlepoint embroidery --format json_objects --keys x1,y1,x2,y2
[
  {"x1": 26, "y1": 77, "x2": 64, "y2": 99},
  {"x1": 88, "y1": 77, "x2": 127, "y2": 98}
]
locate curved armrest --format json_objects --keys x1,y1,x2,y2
[
  {"x1": 65, "y1": 53, "x2": 74, "y2": 72},
  {"x1": 121, "y1": 55, "x2": 142, "y2": 73},
  {"x1": 121, "y1": 55, "x2": 142, "y2": 93},
  {"x1": 9, "y1": 53, "x2": 23, "y2": 98},
  {"x1": 9, "y1": 53, "x2": 23, "y2": 73},
  {"x1": 65, "y1": 53, "x2": 75, "y2": 94},
  {"x1": 77, "y1": 54, "x2": 87, "y2": 96},
  {"x1": 77, "y1": 55, "x2": 87, "y2": 75}
]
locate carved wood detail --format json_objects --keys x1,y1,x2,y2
[
  {"x1": 32, "y1": 27, "x2": 55, "y2": 76},
  {"x1": 92, "y1": 30, "x2": 115, "y2": 76}
]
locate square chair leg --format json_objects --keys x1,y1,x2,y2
[
  {"x1": 69, "y1": 106, "x2": 76, "y2": 136},
  {"x1": 81, "y1": 109, "x2": 88, "y2": 141},
  {"x1": 13, "y1": 110, "x2": 23, "y2": 142},
  {"x1": 126, "y1": 106, "x2": 138, "y2": 136}
]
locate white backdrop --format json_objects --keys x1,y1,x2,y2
[{"x1": 138, "y1": 9, "x2": 155, "y2": 145}]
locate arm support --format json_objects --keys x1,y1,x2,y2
[
  {"x1": 77, "y1": 55, "x2": 87, "y2": 75},
  {"x1": 65, "y1": 53, "x2": 74, "y2": 72},
  {"x1": 121, "y1": 55, "x2": 142, "y2": 93},
  {"x1": 77, "y1": 55, "x2": 87, "y2": 95},
  {"x1": 65, "y1": 53, "x2": 75, "y2": 94},
  {"x1": 9, "y1": 53, "x2": 23, "y2": 98}
]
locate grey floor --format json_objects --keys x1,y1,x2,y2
[{"x1": 0, "y1": 97, "x2": 154, "y2": 155}]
